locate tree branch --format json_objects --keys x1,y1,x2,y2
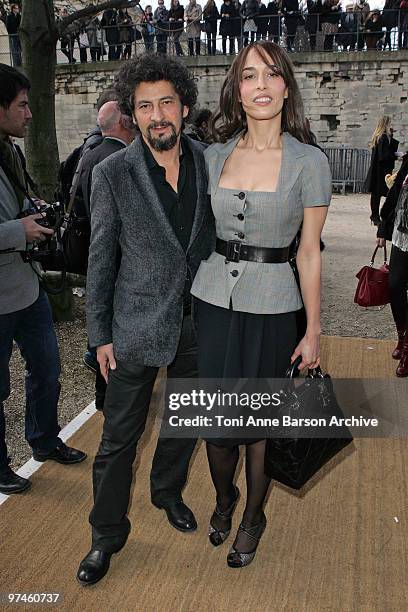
[{"x1": 58, "y1": 0, "x2": 139, "y2": 35}]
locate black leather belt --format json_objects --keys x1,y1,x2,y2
[{"x1": 216, "y1": 238, "x2": 291, "y2": 264}]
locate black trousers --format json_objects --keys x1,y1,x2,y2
[
  {"x1": 95, "y1": 366, "x2": 107, "y2": 411},
  {"x1": 188, "y1": 37, "x2": 201, "y2": 55},
  {"x1": 206, "y1": 32, "x2": 216, "y2": 55},
  {"x1": 156, "y1": 33, "x2": 168, "y2": 54},
  {"x1": 89, "y1": 315, "x2": 198, "y2": 552},
  {"x1": 389, "y1": 245, "x2": 408, "y2": 332},
  {"x1": 222, "y1": 35, "x2": 235, "y2": 54}
]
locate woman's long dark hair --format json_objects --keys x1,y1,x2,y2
[{"x1": 210, "y1": 41, "x2": 311, "y2": 144}]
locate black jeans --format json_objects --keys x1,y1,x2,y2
[
  {"x1": 172, "y1": 31, "x2": 184, "y2": 55},
  {"x1": 243, "y1": 31, "x2": 256, "y2": 47},
  {"x1": 79, "y1": 47, "x2": 88, "y2": 63},
  {"x1": 143, "y1": 33, "x2": 155, "y2": 52},
  {"x1": 89, "y1": 315, "x2": 198, "y2": 552},
  {"x1": 222, "y1": 35, "x2": 235, "y2": 54},
  {"x1": 156, "y1": 33, "x2": 168, "y2": 53},
  {"x1": 90, "y1": 46, "x2": 101, "y2": 61},
  {"x1": 107, "y1": 43, "x2": 121, "y2": 60},
  {"x1": 389, "y1": 245, "x2": 408, "y2": 332},
  {"x1": 121, "y1": 43, "x2": 132, "y2": 59},
  {"x1": 286, "y1": 24, "x2": 297, "y2": 51},
  {"x1": 61, "y1": 36, "x2": 75, "y2": 63},
  {"x1": 206, "y1": 32, "x2": 216, "y2": 54},
  {"x1": 188, "y1": 37, "x2": 201, "y2": 55}
]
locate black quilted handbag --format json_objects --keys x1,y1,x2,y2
[{"x1": 264, "y1": 356, "x2": 353, "y2": 490}]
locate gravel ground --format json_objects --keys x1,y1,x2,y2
[{"x1": 4, "y1": 193, "x2": 397, "y2": 470}]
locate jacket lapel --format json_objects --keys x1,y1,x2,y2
[
  {"x1": 124, "y1": 137, "x2": 184, "y2": 255},
  {"x1": 278, "y1": 132, "x2": 305, "y2": 202},
  {"x1": 212, "y1": 135, "x2": 241, "y2": 195},
  {"x1": 187, "y1": 137, "x2": 208, "y2": 251}
]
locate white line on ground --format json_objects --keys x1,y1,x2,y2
[{"x1": 0, "y1": 401, "x2": 97, "y2": 507}]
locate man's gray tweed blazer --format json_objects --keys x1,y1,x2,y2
[{"x1": 86, "y1": 134, "x2": 215, "y2": 366}]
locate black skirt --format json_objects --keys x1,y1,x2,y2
[{"x1": 195, "y1": 298, "x2": 298, "y2": 446}]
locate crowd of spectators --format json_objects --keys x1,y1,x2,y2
[{"x1": 1, "y1": 0, "x2": 408, "y2": 65}]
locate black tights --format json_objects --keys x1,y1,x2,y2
[
  {"x1": 207, "y1": 439, "x2": 271, "y2": 551},
  {"x1": 389, "y1": 245, "x2": 408, "y2": 332}
]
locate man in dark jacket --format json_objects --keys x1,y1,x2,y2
[
  {"x1": 79, "y1": 101, "x2": 135, "y2": 217},
  {"x1": 6, "y1": 4, "x2": 21, "y2": 67},
  {"x1": 77, "y1": 54, "x2": 215, "y2": 586}
]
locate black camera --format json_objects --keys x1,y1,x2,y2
[
  {"x1": 17, "y1": 202, "x2": 65, "y2": 271},
  {"x1": 17, "y1": 201, "x2": 64, "y2": 231}
]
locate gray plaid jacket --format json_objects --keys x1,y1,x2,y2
[
  {"x1": 0, "y1": 167, "x2": 39, "y2": 315},
  {"x1": 191, "y1": 132, "x2": 332, "y2": 314}
]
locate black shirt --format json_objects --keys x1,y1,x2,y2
[{"x1": 141, "y1": 135, "x2": 197, "y2": 312}]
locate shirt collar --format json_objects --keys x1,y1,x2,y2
[
  {"x1": 104, "y1": 136, "x2": 128, "y2": 147},
  {"x1": 141, "y1": 134, "x2": 187, "y2": 171}
]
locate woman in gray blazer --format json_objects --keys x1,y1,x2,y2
[{"x1": 191, "y1": 41, "x2": 332, "y2": 568}]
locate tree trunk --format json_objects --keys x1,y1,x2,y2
[{"x1": 20, "y1": 0, "x2": 59, "y2": 202}]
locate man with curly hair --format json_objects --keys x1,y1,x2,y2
[{"x1": 77, "y1": 54, "x2": 214, "y2": 586}]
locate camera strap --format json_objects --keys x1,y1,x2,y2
[
  {"x1": 0, "y1": 148, "x2": 40, "y2": 212},
  {"x1": 15, "y1": 144, "x2": 40, "y2": 196}
]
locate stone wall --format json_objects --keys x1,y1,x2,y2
[{"x1": 55, "y1": 51, "x2": 408, "y2": 160}]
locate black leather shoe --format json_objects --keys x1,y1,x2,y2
[
  {"x1": 0, "y1": 467, "x2": 31, "y2": 495},
  {"x1": 77, "y1": 550, "x2": 112, "y2": 586},
  {"x1": 33, "y1": 442, "x2": 87, "y2": 465},
  {"x1": 153, "y1": 500, "x2": 197, "y2": 532}
]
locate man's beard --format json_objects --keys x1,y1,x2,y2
[{"x1": 147, "y1": 121, "x2": 179, "y2": 152}]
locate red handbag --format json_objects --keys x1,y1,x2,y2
[{"x1": 354, "y1": 245, "x2": 390, "y2": 307}]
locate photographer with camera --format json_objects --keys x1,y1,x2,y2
[{"x1": 0, "y1": 64, "x2": 86, "y2": 495}]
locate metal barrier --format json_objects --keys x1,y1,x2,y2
[
  {"x1": 1, "y1": 8, "x2": 407, "y2": 66},
  {"x1": 323, "y1": 146, "x2": 371, "y2": 194},
  {"x1": 0, "y1": 33, "x2": 12, "y2": 65}
]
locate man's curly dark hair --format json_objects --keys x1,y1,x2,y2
[{"x1": 113, "y1": 54, "x2": 198, "y2": 122}]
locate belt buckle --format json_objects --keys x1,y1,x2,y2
[{"x1": 225, "y1": 240, "x2": 241, "y2": 263}]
